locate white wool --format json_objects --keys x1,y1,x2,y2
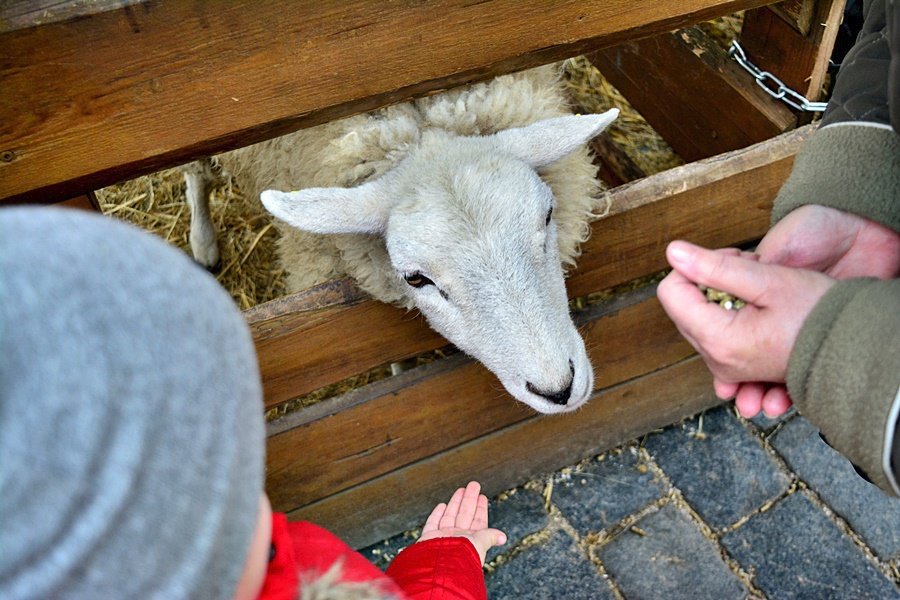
[{"x1": 214, "y1": 64, "x2": 601, "y2": 305}]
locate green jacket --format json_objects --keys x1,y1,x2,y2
[{"x1": 772, "y1": 0, "x2": 900, "y2": 495}]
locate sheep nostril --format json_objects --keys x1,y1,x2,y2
[{"x1": 526, "y1": 379, "x2": 573, "y2": 406}]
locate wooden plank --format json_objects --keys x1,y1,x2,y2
[
  {"x1": 58, "y1": 193, "x2": 101, "y2": 211},
  {"x1": 0, "y1": 0, "x2": 777, "y2": 204},
  {"x1": 288, "y1": 356, "x2": 720, "y2": 549},
  {"x1": 567, "y1": 124, "x2": 814, "y2": 298},
  {"x1": 590, "y1": 132, "x2": 647, "y2": 187},
  {"x1": 246, "y1": 125, "x2": 812, "y2": 412},
  {"x1": 768, "y1": 0, "x2": 818, "y2": 35},
  {"x1": 740, "y1": 0, "x2": 845, "y2": 102},
  {"x1": 589, "y1": 26, "x2": 796, "y2": 162},
  {"x1": 265, "y1": 286, "x2": 695, "y2": 514},
  {"x1": 0, "y1": 1, "x2": 143, "y2": 33}
]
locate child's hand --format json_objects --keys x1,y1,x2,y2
[
  {"x1": 657, "y1": 241, "x2": 835, "y2": 410},
  {"x1": 417, "y1": 481, "x2": 506, "y2": 566}
]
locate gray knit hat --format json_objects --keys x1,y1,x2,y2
[{"x1": 0, "y1": 207, "x2": 265, "y2": 599}]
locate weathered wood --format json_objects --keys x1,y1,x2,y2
[
  {"x1": 0, "y1": 0, "x2": 777, "y2": 204},
  {"x1": 567, "y1": 124, "x2": 812, "y2": 297},
  {"x1": 768, "y1": 0, "x2": 818, "y2": 35},
  {"x1": 589, "y1": 26, "x2": 796, "y2": 162},
  {"x1": 0, "y1": 0, "x2": 142, "y2": 33},
  {"x1": 590, "y1": 132, "x2": 647, "y2": 187},
  {"x1": 246, "y1": 125, "x2": 812, "y2": 412},
  {"x1": 740, "y1": 0, "x2": 846, "y2": 102},
  {"x1": 265, "y1": 286, "x2": 694, "y2": 514},
  {"x1": 288, "y1": 356, "x2": 720, "y2": 549},
  {"x1": 58, "y1": 193, "x2": 101, "y2": 212}
]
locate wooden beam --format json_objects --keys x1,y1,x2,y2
[
  {"x1": 58, "y1": 193, "x2": 101, "y2": 211},
  {"x1": 0, "y1": 0, "x2": 776, "y2": 204},
  {"x1": 245, "y1": 125, "x2": 812, "y2": 412},
  {"x1": 740, "y1": 0, "x2": 846, "y2": 102},
  {"x1": 590, "y1": 132, "x2": 647, "y2": 187},
  {"x1": 568, "y1": 123, "x2": 813, "y2": 298},
  {"x1": 265, "y1": 285, "x2": 695, "y2": 513},
  {"x1": 589, "y1": 26, "x2": 796, "y2": 162},
  {"x1": 288, "y1": 356, "x2": 720, "y2": 549}
]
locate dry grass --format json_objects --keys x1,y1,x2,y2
[{"x1": 96, "y1": 168, "x2": 284, "y2": 311}]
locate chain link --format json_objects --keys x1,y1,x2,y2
[{"x1": 728, "y1": 40, "x2": 829, "y2": 112}]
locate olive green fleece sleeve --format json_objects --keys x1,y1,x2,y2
[
  {"x1": 770, "y1": 125, "x2": 900, "y2": 230},
  {"x1": 786, "y1": 278, "x2": 900, "y2": 495}
]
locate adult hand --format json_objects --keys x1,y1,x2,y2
[
  {"x1": 657, "y1": 241, "x2": 835, "y2": 406},
  {"x1": 758, "y1": 205, "x2": 900, "y2": 279},
  {"x1": 417, "y1": 481, "x2": 506, "y2": 565},
  {"x1": 725, "y1": 206, "x2": 900, "y2": 417}
]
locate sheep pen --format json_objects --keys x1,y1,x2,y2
[{"x1": 95, "y1": 18, "x2": 741, "y2": 417}]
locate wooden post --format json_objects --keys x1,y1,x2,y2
[{"x1": 588, "y1": 26, "x2": 796, "y2": 162}]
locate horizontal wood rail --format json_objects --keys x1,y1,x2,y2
[
  {"x1": 285, "y1": 353, "x2": 720, "y2": 549},
  {"x1": 246, "y1": 125, "x2": 813, "y2": 411},
  {"x1": 0, "y1": 0, "x2": 776, "y2": 204}
]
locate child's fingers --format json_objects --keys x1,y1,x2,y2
[
  {"x1": 667, "y1": 241, "x2": 771, "y2": 304},
  {"x1": 471, "y1": 494, "x2": 490, "y2": 531},
  {"x1": 440, "y1": 487, "x2": 465, "y2": 529},
  {"x1": 422, "y1": 503, "x2": 446, "y2": 534},
  {"x1": 455, "y1": 481, "x2": 481, "y2": 529}
]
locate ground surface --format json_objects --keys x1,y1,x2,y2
[{"x1": 363, "y1": 405, "x2": 900, "y2": 599}]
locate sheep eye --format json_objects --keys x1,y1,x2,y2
[
  {"x1": 545, "y1": 207, "x2": 553, "y2": 226},
  {"x1": 404, "y1": 272, "x2": 434, "y2": 288}
]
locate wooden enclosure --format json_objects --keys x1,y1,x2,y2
[{"x1": 1, "y1": 0, "x2": 841, "y2": 548}]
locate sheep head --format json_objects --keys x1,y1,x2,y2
[{"x1": 261, "y1": 110, "x2": 617, "y2": 414}]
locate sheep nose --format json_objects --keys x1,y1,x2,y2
[{"x1": 527, "y1": 361, "x2": 575, "y2": 406}]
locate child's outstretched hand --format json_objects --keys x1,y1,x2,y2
[{"x1": 417, "y1": 481, "x2": 507, "y2": 565}]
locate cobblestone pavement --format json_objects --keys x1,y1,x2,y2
[{"x1": 363, "y1": 404, "x2": 900, "y2": 599}]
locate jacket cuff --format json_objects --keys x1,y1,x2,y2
[
  {"x1": 771, "y1": 124, "x2": 900, "y2": 231},
  {"x1": 787, "y1": 278, "x2": 900, "y2": 495},
  {"x1": 386, "y1": 537, "x2": 487, "y2": 600}
]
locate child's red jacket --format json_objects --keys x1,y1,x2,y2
[{"x1": 258, "y1": 513, "x2": 487, "y2": 600}]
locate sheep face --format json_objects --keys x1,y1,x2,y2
[{"x1": 261, "y1": 110, "x2": 617, "y2": 414}]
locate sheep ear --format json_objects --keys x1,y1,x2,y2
[
  {"x1": 260, "y1": 179, "x2": 392, "y2": 234},
  {"x1": 491, "y1": 109, "x2": 619, "y2": 168}
]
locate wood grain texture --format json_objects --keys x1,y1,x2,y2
[
  {"x1": 246, "y1": 125, "x2": 812, "y2": 413},
  {"x1": 740, "y1": 0, "x2": 845, "y2": 102},
  {"x1": 289, "y1": 356, "x2": 720, "y2": 549},
  {"x1": 265, "y1": 287, "x2": 694, "y2": 514},
  {"x1": 0, "y1": 0, "x2": 776, "y2": 203},
  {"x1": 567, "y1": 124, "x2": 814, "y2": 298},
  {"x1": 589, "y1": 26, "x2": 796, "y2": 162}
]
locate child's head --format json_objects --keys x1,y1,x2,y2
[{"x1": 0, "y1": 208, "x2": 267, "y2": 599}]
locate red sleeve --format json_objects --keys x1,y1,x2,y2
[
  {"x1": 257, "y1": 514, "x2": 403, "y2": 600},
  {"x1": 385, "y1": 538, "x2": 487, "y2": 600}
]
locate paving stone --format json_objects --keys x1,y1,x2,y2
[
  {"x1": 600, "y1": 504, "x2": 748, "y2": 600},
  {"x1": 771, "y1": 416, "x2": 900, "y2": 560},
  {"x1": 551, "y1": 448, "x2": 667, "y2": 536},
  {"x1": 722, "y1": 492, "x2": 900, "y2": 599},
  {"x1": 645, "y1": 406, "x2": 790, "y2": 529},
  {"x1": 486, "y1": 529, "x2": 614, "y2": 600},
  {"x1": 360, "y1": 530, "x2": 418, "y2": 571},
  {"x1": 750, "y1": 406, "x2": 797, "y2": 433},
  {"x1": 486, "y1": 487, "x2": 549, "y2": 562}
]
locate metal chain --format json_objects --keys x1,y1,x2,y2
[{"x1": 728, "y1": 40, "x2": 829, "y2": 112}]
